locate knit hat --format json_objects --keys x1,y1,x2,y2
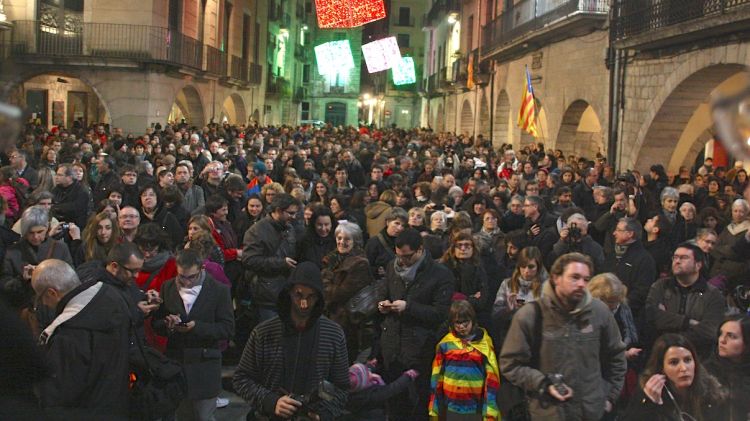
[
  {"x1": 253, "y1": 161, "x2": 267, "y2": 175},
  {"x1": 349, "y1": 363, "x2": 370, "y2": 392},
  {"x1": 287, "y1": 261, "x2": 323, "y2": 296}
]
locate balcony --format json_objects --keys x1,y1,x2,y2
[
  {"x1": 482, "y1": 0, "x2": 608, "y2": 61},
  {"x1": 424, "y1": 0, "x2": 460, "y2": 28},
  {"x1": 294, "y1": 44, "x2": 310, "y2": 61},
  {"x1": 4, "y1": 20, "x2": 204, "y2": 71},
  {"x1": 230, "y1": 55, "x2": 248, "y2": 82},
  {"x1": 294, "y1": 86, "x2": 307, "y2": 102},
  {"x1": 206, "y1": 45, "x2": 228, "y2": 76},
  {"x1": 267, "y1": 74, "x2": 291, "y2": 96},
  {"x1": 613, "y1": 0, "x2": 750, "y2": 51},
  {"x1": 249, "y1": 63, "x2": 263, "y2": 85}
]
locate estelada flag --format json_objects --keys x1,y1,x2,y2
[{"x1": 517, "y1": 65, "x2": 539, "y2": 137}]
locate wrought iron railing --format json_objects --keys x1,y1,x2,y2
[
  {"x1": 249, "y1": 63, "x2": 263, "y2": 84},
  {"x1": 6, "y1": 20, "x2": 205, "y2": 70},
  {"x1": 482, "y1": 0, "x2": 608, "y2": 52},
  {"x1": 206, "y1": 45, "x2": 228, "y2": 76},
  {"x1": 614, "y1": 0, "x2": 750, "y2": 40}
]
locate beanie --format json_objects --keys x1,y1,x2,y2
[
  {"x1": 349, "y1": 364, "x2": 370, "y2": 392},
  {"x1": 253, "y1": 161, "x2": 267, "y2": 175}
]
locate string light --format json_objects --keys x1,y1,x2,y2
[
  {"x1": 361, "y1": 36, "x2": 402, "y2": 73},
  {"x1": 315, "y1": 0, "x2": 386, "y2": 28}
]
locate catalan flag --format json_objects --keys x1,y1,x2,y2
[{"x1": 518, "y1": 66, "x2": 539, "y2": 137}]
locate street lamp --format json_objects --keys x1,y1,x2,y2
[{"x1": 447, "y1": 13, "x2": 459, "y2": 24}]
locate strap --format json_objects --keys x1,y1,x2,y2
[
  {"x1": 140, "y1": 270, "x2": 160, "y2": 292},
  {"x1": 45, "y1": 240, "x2": 57, "y2": 261},
  {"x1": 530, "y1": 301, "x2": 543, "y2": 369},
  {"x1": 376, "y1": 233, "x2": 389, "y2": 250}
]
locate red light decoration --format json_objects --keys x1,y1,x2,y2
[{"x1": 315, "y1": 0, "x2": 386, "y2": 28}]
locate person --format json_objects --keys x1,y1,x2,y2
[
  {"x1": 73, "y1": 211, "x2": 121, "y2": 266},
  {"x1": 645, "y1": 242, "x2": 725, "y2": 358},
  {"x1": 365, "y1": 206, "x2": 407, "y2": 279},
  {"x1": 298, "y1": 205, "x2": 336, "y2": 268},
  {"x1": 233, "y1": 193, "x2": 263, "y2": 239},
  {"x1": 710, "y1": 198, "x2": 750, "y2": 289},
  {"x1": 175, "y1": 162, "x2": 205, "y2": 214},
  {"x1": 520, "y1": 195, "x2": 558, "y2": 257},
  {"x1": 92, "y1": 155, "x2": 119, "y2": 204},
  {"x1": 9, "y1": 150, "x2": 39, "y2": 189},
  {"x1": 51, "y1": 163, "x2": 91, "y2": 229},
  {"x1": 624, "y1": 334, "x2": 727, "y2": 420},
  {"x1": 32, "y1": 259, "x2": 131, "y2": 418},
  {"x1": 440, "y1": 232, "x2": 491, "y2": 320},
  {"x1": 546, "y1": 212, "x2": 605, "y2": 272},
  {"x1": 321, "y1": 221, "x2": 374, "y2": 361},
  {"x1": 428, "y1": 300, "x2": 500, "y2": 420},
  {"x1": 153, "y1": 249, "x2": 234, "y2": 421},
  {"x1": 118, "y1": 205, "x2": 141, "y2": 242},
  {"x1": 233, "y1": 262, "x2": 350, "y2": 421},
  {"x1": 377, "y1": 228, "x2": 454, "y2": 421},
  {"x1": 241, "y1": 193, "x2": 299, "y2": 322},
  {"x1": 186, "y1": 215, "x2": 225, "y2": 266},
  {"x1": 499, "y1": 253, "x2": 626, "y2": 421},
  {"x1": 343, "y1": 362, "x2": 419, "y2": 421},
  {"x1": 138, "y1": 184, "x2": 183, "y2": 242},
  {"x1": 703, "y1": 316, "x2": 750, "y2": 421}
]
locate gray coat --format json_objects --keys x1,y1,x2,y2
[{"x1": 499, "y1": 281, "x2": 626, "y2": 421}]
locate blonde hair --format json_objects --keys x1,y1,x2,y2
[{"x1": 588, "y1": 272, "x2": 628, "y2": 304}]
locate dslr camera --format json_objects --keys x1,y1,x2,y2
[{"x1": 566, "y1": 222, "x2": 582, "y2": 243}]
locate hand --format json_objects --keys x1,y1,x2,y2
[
  {"x1": 390, "y1": 300, "x2": 407, "y2": 313},
  {"x1": 67, "y1": 223, "x2": 81, "y2": 240},
  {"x1": 604, "y1": 400, "x2": 613, "y2": 413},
  {"x1": 165, "y1": 314, "x2": 181, "y2": 329},
  {"x1": 643, "y1": 374, "x2": 666, "y2": 405},
  {"x1": 689, "y1": 319, "x2": 699, "y2": 326},
  {"x1": 48, "y1": 223, "x2": 63, "y2": 237},
  {"x1": 22, "y1": 264, "x2": 36, "y2": 281},
  {"x1": 274, "y1": 395, "x2": 302, "y2": 418},
  {"x1": 145, "y1": 289, "x2": 162, "y2": 305},
  {"x1": 472, "y1": 291, "x2": 481, "y2": 299},
  {"x1": 378, "y1": 300, "x2": 392, "y2": 314},
  {"x1": 625, "y1": 347, "x2": 642, "y2": 360},
  {"x1": 610, "y1": 202, "x2": 621, "y2": 215},
  {"x1": 236, "y1": 248, "x2": 243, "y2": 257},
  {"x1": 529, "y1": 224, "x2": 541, "y2": 237},
  {"x1": 507, "y1": 293, "x2": 518, "y2": 310},
  {"x1": 174, "y1": 320, "x2": 195, "y2": 333},
  {"x1": 137, "y1": 300, "x2": 160, "y2": 315},
  {"x1": 559, "y1": 227, "x2": 569, "y2": 240},
  {"x1": 547, "y1": 383, "x2": 573, "y2": 402},
  {"x1": 658, "y1": 303, "x2": 666, "y2": 311},
  {"x1": 285, "y1": 257, "x2": 297, "y2": 268}
]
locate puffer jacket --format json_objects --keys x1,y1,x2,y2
[
  {"x1": 364, "y1": 201, "x2": 392, "y2": 238},
  {"x1": 499, "y1": 281, "x2": 626, "y2": 421}
]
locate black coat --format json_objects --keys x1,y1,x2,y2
[
  {"x1": 602, "y1": 240, "x2": 657, "y2": 325},
  {"x1": 139, "y1": 205, "x2": 183, "y2": 246},
  {"x1": 51, "y1": 181, "x2": 91, "y2": 228},
  {"x1": 298, "y1": 230, "x2": 336, "y2": 269},
  {"x1": 378, "y1": 255, "x2": 454, "y2": 370},
  {"x1": 153, "y1": 275, "x2": 234, "y2": 399},
  {"x1": 92, "y1": 170, "x2": 119, "y2": 204},
  {"x1": 365, "y1": 231, "x2": 396, "y2": 279},
  {"x1": 241, "y1": 216, "x2": 296, "y2": 309},
  {"x1": 703, "y1": 354, "x2": 750, "y2": 421},
  {"x1": 623, "y1": 387, "x2": 726, "y2": 421},
  {"x1": 37, "y1": 282, "x2": 131, "y2": 418}
]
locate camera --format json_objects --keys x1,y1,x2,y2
[
  {"x1": 548, "y1": 373, "x2": 569, "y2": 396},
  {"x1": 566, "y1": 222, "x2": 582, "y2": 243},
  {"x1": 60, "y1": 222, "x2": 70, "y2": 230},
  {"x1": 284, "y1": 380, "x2": 339, "y2": 421}
]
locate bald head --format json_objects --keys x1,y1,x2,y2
[{"x1": 31, "y1": 259, "x2": 81, "y2": 309}]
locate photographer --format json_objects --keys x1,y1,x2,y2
[{"x1": 546, "y1": 213, "x2": 605, "y2": 273}]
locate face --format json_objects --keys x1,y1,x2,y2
[
  {"x1": 115, "y1": 256, "x2": 144, "y2": 284},
  {"x1": 523, "y1": 200, "x2": 538, "y2": 219},
  {"x1": 176, "y1": 264, "x2": 203, "y2": 289},
  {"x1": 336, "y1": 232, "x2": 354, "y2": 254},
  {"x1": 276, "y1": 205, "x2": 299, "y2": 226},
  {"x1": 662, "y1": 346, "x2": 695, "y2": 390},
  {"x1": 212, "y1": 205, "x2": 229, "y2": 222},
  {"x1": 718, "y1": 321, "x2": 745, "y2": 361},
  {"x1": 315, "y1": 215, "x2": 332, "y2": 237},
  {"x1": 613, "y1": 222, "x2": 633, "y2": 245},
  {"x1": 703, "y1": 216, "x2": 718, "y2": 229},
  {"x1": 118, "y1": 208, "x2": 140, "y2": 230},
  {"x1": 160, "y1": 172, "x2": 174, "y2": 186},
  {"x1": 247, "y1": 198, "x2": 263, "y2": 217},
  {"x1": 408, "y1": 211, "x2": 424, "y2": 227},
  {"x1": 395, "y1": 244, "x2": 422, "y2": 267},
  {"x1": 96, "y1": 218, "x2": 113, "y2": 243},
  {"x1": 483, "y1": 212, "x2": 498, "y2": 230},
  {"x1": 453, "y1": 318, "x2": 473, "y2": 338},
  {"x1": 188, "y1": 222, "x2": 205, "y2": 241},
  {"x1": 175, "y1": 166, "x2": 191, "y2": 183},
  {"x1": 562, "y1": 172, "x2": 573, "y2": 183},
  {"x1": 72, "y1": 166, "x2": 84, "y2": 181},
  {"x1": 386, "y1": 219, "x2": 405, "y2": 237},
  {"x1": 454, "y1": 240, "x2": 474, "y2": 260},
  {"x1": 732, "y1": 204, "x2": 748, "y2": 223},
  {"x1": 662, "y1": 197, "x2": 678, "y2": 213},
  {"x1": 509, "y1": 199, "x2": 523, "y2": 215},
  {"x1": 290, "y1": 284, "x2": 318, "y2": 320},
  {"x1": 37, "y1": 198, "x2": 53, "y2": 211},
  {"x1": 709, "y1": 180, "x2": 719, "y2": 193},
  {"x1": 519, "y1": 260, "x2": 538, "y2": 280},
  {"x1": 264, "y1": 189, "x2": 277, "y2": 204},
  {"x1": 672, "y1": 247, "x2": 700, "y2": 277},
  {"x1": 54, "y1": 168, "x2": 73, "y2": 187},
  {"x1": 335, "y1": 170, "x2": 347, "y2": 184},
  {"x1": 315, "y1": 183, "x2": 327, "y2": 196},
  {"x1": 121, "y1": 170, "x2": 138, "y2": 186},
  {"x1": 140, "y1": 188, "x2": 158, "y2": 210},
  {"x1": 696, "y1": 233, "x2": 717, "y2": 254},
  {"x1": 26, "y1": 225, "x2": 47, "y2": 247},
  {"x1": 553, "y1": 262, "x2": 590, "y2": 306},
  {"x1": 679, "y1": 204, "x2": 695, "y2": 221}
]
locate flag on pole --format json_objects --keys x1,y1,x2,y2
[
  {"x1": 466, "y1": 54, "x2": 475, "y2": 90},
  {"x1": 517, "y1": 66, "x2": 539, "y2": 137}
]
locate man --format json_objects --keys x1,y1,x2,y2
[
  {"x1": 175, "y1": 163, "x2": 205, "y2": 214},
  {"x1": 499, "y1": 253, "x2": 626, "y2": 421},
  {"x1": 51, "y1": 163, "x2": 90, "y2": 229},
  {"x1": 602, "y1": 217, "x2": 656, "y2": 326},
  {"x1": 93, "y1": 155, "x2": 119, "y2": 204},
  {"x1": 645, "y1": 243, "x2": 725, "y2": 357},
  {"x1": 377, "y1": 229, "x2": 454, "y2": 420},
  {"x1": 119, "y1": 164, "x2": 140, "y2": 208},
  {"x1": 593, "y1": 188, "x2": 630, "y2": 254},
  {"x1": 233, "y1": 262, "x2": 349, "y2": 421},
  {"x1": 154, "y1": 249, "x2": 234, "y2": 421},
  {"x1": 199, "y1": 161, "x2": 225, "y2": 199},
  {"x1": 546, "y1": 213, "x2": 605, "y2": 272},
  {"x1": 242, "y1": 193, "x2": 299, "y2": 322},
  {"x1": 573, "y1": 167, "x2": 598, "y2": 221},
  {"x1": 157, "y1": 168, "x2": 174, "y2": 189},
  {"x1": 521, "y1": 195, "x2": 558, "y2": 258},
  {"x1": 33, "y1": 259, "x2": 131, "y2": 417},
  {"x1": 643, "y1": 213, "x2": 672, "y2": 276},
  {"x1": 118, "y1": 206, "x2": 141, "y2": 242},
  {"x1": 246, "y1": 161, "x2": 272, "y2": 196},
  {"x1": 9, "y1": 150, "x2": 38, "y2": 189},
  {"x1": 341, "y1": 149, "x2": 365, "y2": 187}
]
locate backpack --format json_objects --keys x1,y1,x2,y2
[{"x1": 11, "y1": 178, "x2": 29, "y2": 210}]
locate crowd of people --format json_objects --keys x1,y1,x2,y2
[{"x1": 1, "y1": 119, "x2": 750, "y2": 421}]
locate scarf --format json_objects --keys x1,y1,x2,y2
[
  {"x1": 663, "y1": 210, "x2": 676, "y2": 225},
  {"x1": 142, "y1": 250, "x2": 171, "y2": 273},
  {"x1": 615, "y1": 243, "x2": 630, "y2": 259},
  {"x1": 727, "y1": 220, "x2": 750, "y2": 236},
  {"x1": 393, "y1": 252, "x2": 426, "y2": 286}
]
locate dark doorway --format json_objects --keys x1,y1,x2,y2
[
  {"x1": 26, "y1": 90, "x2": 47, "y2": 126},
  {"x1": 324, "y1": 102, "x2": 346, "y2": 127},
  {"x1": 67, "y1": 91, "x2": 88, "y2": 130}
]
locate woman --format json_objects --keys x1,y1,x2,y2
[
  {"x1": 698, "y1": 206, "x2": 725, "y2": 234},
  {"x1": 186, "y1": 215, "x2": 224, "y2": 266},
  {"x1": 703, "y1": 316, "x2": 750, "y2": 421},
  {"x1": 677, "y1": 202, "x2": 698, "y2": 242},
  {"x1": 440, "y1": 232, "x2": 490, "y2": 319},
  {"x1": 11, "y1": 191, "x2": 59, "y2": 235},
  {"x1": 310, "y1": 180, "x2": 331, "y2": 206},
  {"x1": 40, "y1": 147, "x2": 57, "y2": 171},
  {"x1": 95, "y1": 199, "x2": 120, "y2": 221},
  {"x1": 710, "y1": 199, "x2": 750, "y2": 289},
  {"x1": 138, "y1": 183, "x2": 182, "y2": 243},
  {"x1": 298, "y1": 205, "x2": 336, "y2": 268},
  {"x1": 407, "y1": 207, "x2": 427, "y2": 233},
  {"x1": 625, "y1": 334, "x2": 727, "y2": 420},
  {"x1": 31, "y1": 167, "x2": 55, "y2": 197},
  {"x1": 261, "y1": 182, "x2": 284, "y2": 207},
  {"x1": 330, "y1": 195, "x2": 354, "y2": 223},
  {"x1": 424, "y1": 210, "x2": 449, "y2": 259},
  {"x1": 232, "y1": 193, "x2": 263, "y2": 240},
  {"x1": 733, "y1": 169, "x2": 748, "y2": 196},
  {"x1": 429, "y1": 300, "x2": 500, "y2": 421},
  {"x1": 365, "y1": 207, "x2": 407, "y2": 279},
  {"x1": 321, "y1": 222, "x2": 374, "y2": 362},
  {"x1": 0, "y1": 166, "x2": 23, "y2": 222},
  {"x1": 492, "y1": 246, "x2": 547, "y2": 342},
  {"x1": 72, "y1": 211, "x2": 121, "y2": 267},
  {"x1": 364, "y1": 190, "x2": 396, "y2": 238},
  {"x1": 185, "y1": 231, "x2": 231, "y2": 287},
  {"x1": 473, "y1": 209, "x2": 505, "y2": 290}
]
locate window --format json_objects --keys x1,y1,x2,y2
[
  {"x1": 398, "y1": 7, "x2": 411, "y2": 26},
  {"x1": 303, "y1": 64, "x2": 311, "y2": 83},
  {"x1": 334, "y1": 32, "x2": 346, "y2": 41},
  {"x1": 301, "y1": 102, "x2": 310, "y2": 120},
  {"x1": 397, "y1": 34, "x2": 410, "y2": 48}
]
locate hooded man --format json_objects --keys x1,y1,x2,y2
[{"x1": 233, "y1": 261, "x2": 349, "y2": 421}]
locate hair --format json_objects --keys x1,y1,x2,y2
[
  {"x1": 441, "y1": 231, "x2": 480, "y2": 265},
  {"x1": 618, "y1": 217, "x2": 643, "y2": 241},
  {"x1": 160, "y1": 185, "x2": 184, "y2": 205},
  {"x1": 205, "y1": 194, "x2": 229, "y2": 215},
  {"x1": 134, "y1": 222, "x2": 171, "y2": 252},
  {"x1": 384, "y1": 206, "x2": 408, "y2": 224},
  {"x1": 408, "y1": 207, "x2": 426, "y2": 225},
  {"x1": 138, "y1": 183, "x2": 160, "y2": 201},
  {"x1": 32, "y1": 259, "x2": 80, "y2": 296},
  {"x1": 549, "y1": 252, "x2": 593, "y2": 285},
  {"x1": 56, "y1": 163, "x2": 75, "y2": 178},
  {"x1": 82, "y1": 212, "x2": 121, "y2": 261},
  {"x1": 20, "y1": 205, "x2": 49, "y2": 237},
  {"x1": 224, "y1": 173, "x2": 246, "y2": 192},
  {"x1": 732, "y1": 198, "x2": 750, "y2": 216},
  {"x1": 187, "y1": 231, "x2": 219, "y2": 261},
  {"x1": 660, "y1": 186, "x2": 679, "y2": 202},
  {"x1": 188, "y1": 215, "x2": 214, "y2": 237},
  {"x1": 261, "y1": 182, "x2": 284, "y2": 198},
  {"x1": 449, "y1": 299, "x2": 477, "y2": 327},
  {"x1": 588, "y1": 273, "x2": 628, "y2": 305},
  {"x1": 334, "y1": 221, "x2": 363, "y2": 249},
  {"x1": 695, "y1": 228, "x2": 717, "y2": 240},
  {"x1": 175, "y1": 248, "x2": 204, "y2": 269},
  {"x1": 119, "y1": 164, "x2": 137, "y2": 177},
  {"x1": 524, "y1": 195, "x2": 544, "y2": 211},
  {"x1": 32, "y1": 167, "x2": 55, "y2": 196},
  {"x1": 268, "y1": 193, "x2": 299, "y2": 212},
  {"x1": 642, "y1": 334, "x2": 726, "y2": 420},
  {"x1": 593, "y1": 185, "x2": 613, "y2": 202},
  {"x1": 395, "y1": 228, "x2": 423, "y2": 250},
  {"x1": 379, "y1": 190, "x2": 398, "y2": 206},
  {"x1": 430, "y1": 210, "x2": 448, "y2": 231},
  {"x1": 718, "y1": 315, "x2": 750, "y2": 362},
  {"x1": 309, "y1": 205, "x2": 335, "y2": 237},
  {"x1": 675, "y1": 241, "x2": 707, "y2": 269},
  {"x1": 106, "y1": 241, "x2": 143, "y2": 266},
  {"x1": 509, "y1": 246, "x2": 547, "y2": 297}
]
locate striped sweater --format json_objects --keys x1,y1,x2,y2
[{"x1": 429, "y1": 327, "x2": 501, "y2": 420}]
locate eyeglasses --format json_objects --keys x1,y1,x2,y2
[
  {"x1": 120, "y1": 214, "x2": 139, "y2": 219},
  {"x1": 177, "y1": 270, "x2": 203, "y2": 284},
  {"x1": 284, "y1": 209, "x2": 297, "y2": 217},
  {"x1": 455, "y1": 242, "x2": 473, "y2": 250},
  {"x1": 119, "y1": 265, "x2": 141, "y2": 277}
]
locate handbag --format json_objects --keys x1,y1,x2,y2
[
  {"x1": 346, "y1": 282, "x2": 380, "y2": 324},
  {"x1": 128, "y1": 334, "x2": 187, "y2": 420}
]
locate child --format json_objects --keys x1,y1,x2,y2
[
  {"x1": 343, "y1": 362, "x2": 418, "y2": 421},
  {"x1": 429, "y1": 300, "x2": 500, "y2": 420}
]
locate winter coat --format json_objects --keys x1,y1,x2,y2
[
  {"x1": 546, "y1": 235, "x2": 605, "y2": 273},
  {"x1": 710, "y1": 220, "x2": 750, "y2": 289},
  {"x1": 601, "y1": 240, "x2": 657, "y2": 325},
  {"x1": 378, "y1": 255, "x2": 454, "y2": 370},
  {"x1": 0, "y1": 185, "x2": 19, "y2": 220},
  {"x1": 365, "y1": 231, "x2": 397, "y2": 278},
  {"x1": 241, "y1": 216, "x2": 296, "y2": 309},
  {"x1": 139, "y1": 205, "x2": 183, "y2": 244},
  {"x1": 499, "y1": 281, "x2": 627, "y2": 421},
  {"x1": 153, "y1": 275, "x2": 234, "y2": 399},
  {"x1": 703, "y1": 354, "x2": 750, "y2": 421},
  {"x1": 179, "y1": 183, "x2": 205, "y2": 214},
  {"x1": 429, "y1": 328, "x2": 500, "y2": 420},
  {"x1": 298, "y1": 230, "x2": 336, "y2": 269},
  {"x1": 623, "y1": 386, "x2": 726, "y2": 421},
  {"x1": 364, "y1": 201, "x2": 392, "y2": 238},
  {"x1": 51, "y1": 181, "x2": 91, "y2": 228},
  {"x1": 322, "y1": 251, "x2": 374, "y2": 322},
  {"x1": 3, "y1": 237, "x2": 72, "y2": 279},
  {"x1": 344, "y1": 373, "x2": 413, "y2": 421},
  {"x1": 36, "y1": 282, "x2": 131, "y2": 418},
  {"x1": 92, "y1": 170, "x2": 119, "y2": 204},
  {"x1": 645, "y1": 276, "x2": 725, "y2": 358},
  {"x1": 443, "y1": 259, "x2": 491, "y2": 315}
]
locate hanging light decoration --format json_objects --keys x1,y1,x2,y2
[
  {"x1": 361, "y1": 36, "x2": 402, "y2": 73},
  {"x1": 314, "y1": 40, "x2": 355, "y2": 76},
  {"x1": 392, "y1": 56, "x2": 416, "y2": 85},
  {"x1": 315, "y1": 0, "x2": 386, "y2": 28}
]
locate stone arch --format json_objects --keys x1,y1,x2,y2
[
  {"x1": 446, "y1": 97, "x2": 456, "y2": 133},
  {"x1": 633, "y1": 63, "x2": 745, "y2": 172},
  {"x1": 493, "y1": 90, "x2": 511, "y2": 148},
  {"x1": 459, "y1": 99, "x2": 473, "y2": 136},
  {"x1": 251, "y1": 108, "x2": 260, "y2": 124},
  {"x1": 479, "y1": 93, "x2": 490, "y2": 138},
  {"x1": 220, "y1": 93, "x2": 247, "y2": 124},
  {"x1": 172, "y1": 84, "x2": 206, "y2": 127},
  {"x1": 556, "y1": 99, "x2": 604, "y2": 158}
]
